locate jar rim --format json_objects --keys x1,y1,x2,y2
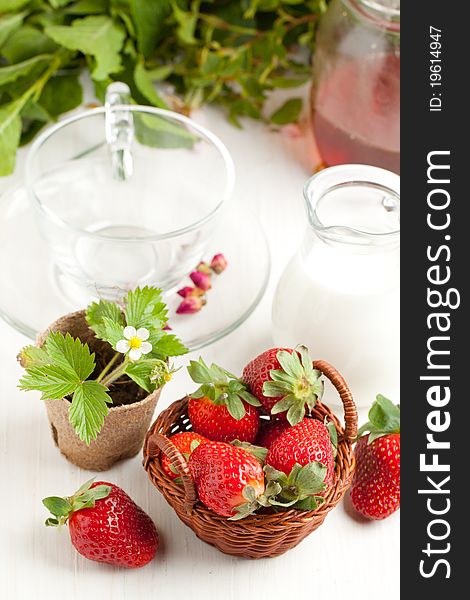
[
  {"x1": 303, "y1": 165, "x2": 400, "y2": 247},
  {"x1": 344, "y1": 0, "x2": 400, "y2": 33}
]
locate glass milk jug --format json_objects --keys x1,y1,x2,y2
[{"x1": 272, "y1": 165, "x2": 400, "y2": 407}]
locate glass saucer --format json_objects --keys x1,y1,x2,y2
[{"x1": 0, "y1": 185, "x2": 270, "y2": 350}]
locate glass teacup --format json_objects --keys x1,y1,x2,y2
[{"x1": 25, "y1": 84, "x2": 235, "y2": 303}]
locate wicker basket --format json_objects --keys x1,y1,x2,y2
[{"x1": 143, "y1": 360, "x2": 357, "y2": 559}]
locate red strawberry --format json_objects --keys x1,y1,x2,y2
[
  {"x1": 242, "y1": 346, "x2": 323, "y2": 425},
  {"x1": 350, "y1": 395, "x2": 400, "y2": 520},
  {"x1": 43, "y1": 480, "x2": 158, "y2": 568},
  {"x1": 266, "y1": 417, "x2": 335, "y2": 491},
  {"x1": 187, "y1": 358, "x2": 261, "y2": 443},
  {"x1": 161, "y1": 431, "x2": 208, "y2": 479},
  {"x1": 256, "y1": 419, "x2": 290, "y2": 449},
  {"x1": 188, "y1": 440, "x2": 265, "y2": 519}
]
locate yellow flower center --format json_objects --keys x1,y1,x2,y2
[
  {"x1": 164, "y1": 373, "x2": 172, "y2": 382},
  {"x1": 129, "y1": 336, "x2": 142, "y2": 350}
]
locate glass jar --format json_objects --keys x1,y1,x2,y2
[
  {"x1": 272, "y1": 164, "x2": 400, "y2": 407},
  {"x1": 310, "y1": 0, "x2": 400, "y2": 173}
]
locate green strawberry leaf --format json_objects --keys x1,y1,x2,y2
[
  {"x1": 150, "y1": 332, "x2": 188, "y2": 359},
  {"x1": 44, "y1": 331, "x2": 95, "y2": 381},
  {"x1": 18, "y1": 345, "x2": 50, "y2": 368},
  {"x1": 124, "y1": 286, "x2": 168, "y2": 330},
  {"x1": 86, "y1": 299, "x2": 125, "y2": 339},
  {"x1": 69, "y1": 380, "x2": 112, "y2": 444},
  {"x1": 19, "y1": 364, "x2": 79, "y2": 400}
]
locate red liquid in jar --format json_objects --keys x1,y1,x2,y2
[{"x1": 311, "y1": 54, "x2": 400, "y2": 173}]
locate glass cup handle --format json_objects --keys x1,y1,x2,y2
[{"x1": 105, "y1": 81, "x2": 134, "y2": 181}]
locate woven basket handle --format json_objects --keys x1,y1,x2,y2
[
  {"x1": 313, "y1": 359, "x2": 358, "y2": 443},
  {"x1": 146, "y1": 432, "x2": 198, "y2": 512}
]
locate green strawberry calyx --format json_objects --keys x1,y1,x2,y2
[
  {"x1": 263, "y1": 346, "x2": 324, "y2": 426},
  {"x1": 263, "y1": 462, "x2": 327, "y2": 511},
  {"x1": 187, "y1": 357, "x2": 261, "y2": 420},
  {"x1": 42, "y1": 479, "x2": 111, "y2": 527},
  {"x1": 231, "y1": 440, "x2": 268, "y2": 464},
  {"x1": 357, "y1": 394, "x2": 400, "y2": 444}
]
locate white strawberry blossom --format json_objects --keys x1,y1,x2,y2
[{"x1": 116, "y1": 326, "x2": 152, "y2": 361}]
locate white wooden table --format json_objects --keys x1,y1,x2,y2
[{"x1": 0, "y1": 95, "x2": 399, "y2": 600}]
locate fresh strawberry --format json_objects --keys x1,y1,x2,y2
[
  {"x1": 256, "y1": 419, "x2": 290, "y2": 449},
  {"x1": 266, "y1": 417, "x2": 335, "y2": 491},
  {"x1": 161, "y1": 431, "x2": 208, "y2": 479},
  {"x1": 350, "y1": 395, "x2": 400, "y2": 520},
  {"x1": 242, "y1": 346, "x2": 323, "y2": 425},
  {"x1": 43, "y1": 480, "x2": 159, "y2": 568},
  {"x1": 187, "y1": 358, "x2": 261, "y2": 443},
  {"x1": 188, "y1": 440, "x2": 266, "y2": 519}
]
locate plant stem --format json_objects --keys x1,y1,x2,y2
[
  {"x1": 96, "y1": 352, "x2": 121, "y2": 383},
  {"x1": 101, "y1": 358, "x2": 129, "y2": 388}
]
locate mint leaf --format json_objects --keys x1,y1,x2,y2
[
  {"x1": 0, "y1": 99, "x2": 23, "y2": 176},
  {"x1": 134, "y1": 61, "x2": 168, "y2": 108},
  {"x1": 134, "y1": 112, "x2": 198, "y2": 149},
  {"x1": 129, "y1": 0, "x2": 170, "y2": 57},
  {"x1": 19, "y1": 365, "x2": 79, "y2": 400},
  {"x1": 65, "y1": 0, "x2": 108, "y2": 15},
  {"x1": 270, "y1": 98, "x2": 302, "y2": 125},
  {"x1": 39, "y1": 73, "x2": 83, "y2": 117},
  {"x1": 0, "y1": 54, "x2": 52, "y2": 86},
  {"x1": 124, "y1": 286, "x2": 167, "y2": 330},
  {"x1": 69, "y1": 380, "x2": 112, "y2": 444},
  {"x1": 1, "y1": 26, "x2": 58, "y2": 63},
  {"x1": 45, "y1": 16, "x2": 125, "y2": 81},
  {"x1": 0, "y1": 11, "x2": 26, "y2": 48},
  {"x1": 44, "y1": 332, "x2": 95, "y2": 381}
]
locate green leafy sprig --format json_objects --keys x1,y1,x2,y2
[
  {"x1": 187, "y1": 357, "x2": 261, "y2": 419},
  {"x1": 19, "y1": 286, "x2": 187, "y2": 444},
  {"x1": 0, "y1": 0, "x2": 329, "y2": 176}
]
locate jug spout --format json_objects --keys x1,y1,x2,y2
[{"x1": 303, "y1": 164, "x2": 400, "y2": 249}]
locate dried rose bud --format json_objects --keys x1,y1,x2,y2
[
  {"x1": 176, "y1": 296, "x2": 206, "y2": 315},
  {"x1": 196, "y1": 261, "x2": 212, "y2": 276},
  {"x1": 190, "y1": 270, "x2": 212, "y2": 291},
  {"x1": 177, "y1": 286, "x2": 195, "y2": 298},
  {"x1": 210, "y1": 253, "x2": 228, "y2": 274},
  {"x1": 177, "y1": 286, "x2": 206, "y2": 298}
]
